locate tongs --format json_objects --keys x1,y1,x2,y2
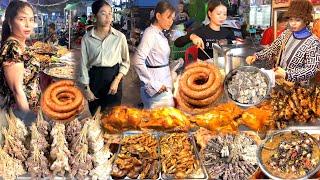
[{"x1": 199, "y1": 48, "x2": 214, "y2": 61}]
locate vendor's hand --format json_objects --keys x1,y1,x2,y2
[
  {"x1": 84, "y1": 86, "x2": 98, "y2": 102},
  {"x1": 157, "y1": 85, "x2": 167, "y2": 94},
  {"x1": 246, "y1": 55, "x2": 256, "y2": 65},
  {"x1": 190, "y1": 34, "x2": 204, "y2": 49},
  {"x1": 108, "y1": 78, "x2": 121, "y2": 95},
  {"x1": 274, "y1": 67, "x2": 286, "y2": 79}
]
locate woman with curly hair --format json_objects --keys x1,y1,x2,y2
[{"x1": 246, "y1": 0, "x2": 320, "y2": 83}]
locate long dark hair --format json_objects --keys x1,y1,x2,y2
[
  {"x1": 1, "y1": 0, "x2": 34, "y2": 47},
  {"x1": 151, "y1": 0, "x2": 175, "y2": 24},
  {"x1": 92, "y1": 0, "x2": 111, "y2": 15},
  {"x1": 207, "y1": 0, "x2": 227, "y2": 20}
]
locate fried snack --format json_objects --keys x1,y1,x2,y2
[
  {"x1": 46, "y1": 65, "x2": 76, "y2": 79},
  {"x1": 41, "y1": 80, "x2": 84, "y2": 121},
  {"x1": 160, "y1": 133, "x2": 198, "y2": 178},
  {"x1": 32, "y1": 41, "x2": 56, "y2": 53},
  {"x1": 111, "y1": 134, "x2": 159, "y2": 179},
  {"x1": 57, "y1": 47, "x2": 69, "y2": 57},
  {"x1": 176, "y1": 61, "x2": 223, "y2": 114}
]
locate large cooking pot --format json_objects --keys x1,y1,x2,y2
[{"x1": 214, "y1": 44, "x2": 264, "y2": 75}]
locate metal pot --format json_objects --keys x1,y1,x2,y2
[{"x1": 212, "y1": 44, "x2": 264, "y2": 75}]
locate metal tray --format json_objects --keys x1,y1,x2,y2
[
  {"x1": 192, "y1": 132, "x2": 260, "y2": 180},
  {"x1": 158, "y1": 132, "x2": 208, "y2": 180},
  {"x1": 257, "y1": 127, "x2": 320, "y2": 180},
  {"x1": 42, "y1": 63, "x2": 77, "y2": 80},
  {"x1": 111, "y1": 130, "x2": 161, "y2": 180}
]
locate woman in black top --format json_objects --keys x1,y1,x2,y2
[{"x1": 174, "y1": 0, "x2": 235, "y2": 60}]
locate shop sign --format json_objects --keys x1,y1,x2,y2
[{"x1": 272, "y1": 0, "x2": 291, "y2": 8}]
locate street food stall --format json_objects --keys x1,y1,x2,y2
[{"x1": 1, "y1": 1, "x2": 320, "y2": 180}]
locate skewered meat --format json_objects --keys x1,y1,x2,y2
[
  {"x1": 2, "y1": 128, "x2": 29, "y2": 162},
  {"x1": 199, "y1": 134, "x2": 258, "y2": 180},
  {"x1": 35, "y1": 111, "x2": 51, "y2": 141},
  {"x1": 271, "y1": 85, "x2": 320, "y2": 128},
  {"x1": 88, "y1": 108, "x2": 114, "y2": 180},
  {"x1": 69, "y1": 123, "x2": 93, "y2": 179},
  {"x1": 66, "y1": 118, "x2": 82, "y2": 143},
  {"x1": 49, "y1": 123, "x2": 71, "y2": 176},
  {"x1": 6, "y1": 109, "x2": 28, "y2": 142},
  {"x1": 25, "y1": 146, "x2": 50, "y2": 178},
  {"x1": 29, "y1": 124, "x2": 49, "y2": 153},
  {"x1": 90, "y1": 146, "x2": 114, "y2": 180},
  {"x1": 0, "y1": 148, "x2": 26, "y2": 180},
  {"x1": 87, "y1": 107, "x2": 104, "y2": 153},
  {"x1": 2, "y1": 109, "x2": 29, "y2": 163}
]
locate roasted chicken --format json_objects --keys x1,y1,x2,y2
[
  {"x1": 102, "y1": 106, "x2": 191, "y2": 133},
  {"x1": 191, "y1": 102, "x2": 242, "y2": 132}
]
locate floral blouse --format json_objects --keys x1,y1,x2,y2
[{"x1": 0, "y1": 39, "x2": 41, "y2": 111}]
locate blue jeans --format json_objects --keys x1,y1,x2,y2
[{"x1": 140, "y1": 87, "x2": 174, "y2": 109}]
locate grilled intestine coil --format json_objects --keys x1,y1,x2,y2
[
  {"x1": 49, "y1": 123, "x2": 71, "y2": 176},
  {"x1": 41, "y1": 80, "x2": 84, "y2": 121},
  {"x1": 176, "y1": 61, "x2": 223, "y2": 114}
]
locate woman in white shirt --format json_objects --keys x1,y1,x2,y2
[
  {"x1": 133, "y1": 0, "x2": 175, "y2": 109},
  {"x1": 79, "y1": 0, "x2": 130, "y2": 114}
]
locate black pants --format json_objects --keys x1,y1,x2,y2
[{"x1": 88, "y1": 65, "x2": 122, "y2": 115}]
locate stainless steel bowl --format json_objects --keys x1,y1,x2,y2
[
  {"x1": 223, "y1": 66, "x2": 272, "y2": 107},
  {"x1": 257, "y1": 130, "x2": 320, "y2": 180}
]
